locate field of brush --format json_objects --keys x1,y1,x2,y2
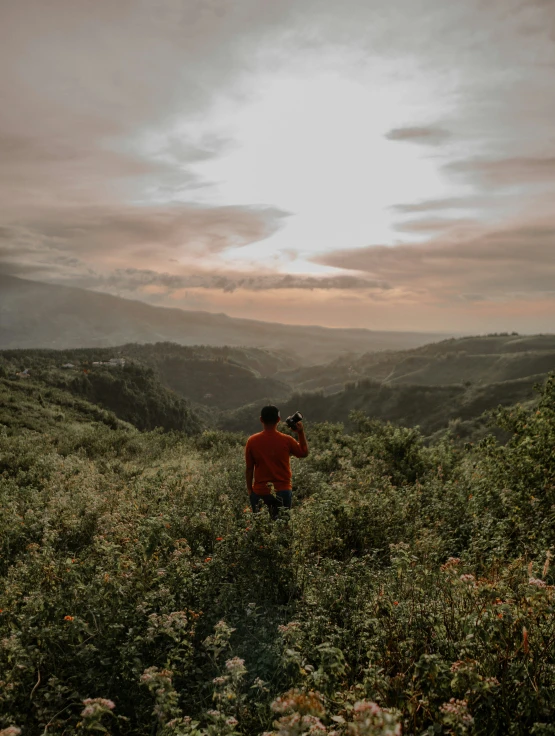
[{"x1": 1, "y1": 370, "x2": 555, "y2": 735}]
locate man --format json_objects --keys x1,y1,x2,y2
[{"x1": 245, "y1": 405, "x2": 309, "y2": 518}]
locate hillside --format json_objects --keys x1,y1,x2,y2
[
  {"x1": 0, "y1": 274, "x2": 449, "y2": 364},
  {"x1": 3, "y1": 336, "x2": 553, "y2": 439},
  {"x1": 275, "y1": 333, "x2": 555, "y2": 394},
  {"x1": 0, "y1": 343, "x2": 293, "y2": 413},
  {"x1": 0, "y1": 351, "x2": 202, "y2": 433},
  {"x1": 219, "y1": 374, "x2": 544, "y2": 437},
  {"x1": 1, "y1": 364, "x2": 554, "y2": 735}
]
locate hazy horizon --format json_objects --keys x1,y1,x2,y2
[{"x1": 1, "y1": 0, "x2": 555, "y2": 333}]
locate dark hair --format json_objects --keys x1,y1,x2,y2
[{"x1": 260, "y1": 405, "x2": 280, "y2": 424}]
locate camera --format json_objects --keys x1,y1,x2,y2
[{"x1": 285, "y1": 411, "x2": 303, "y2": 429}]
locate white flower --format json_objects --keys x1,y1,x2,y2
[
  {"x1": 225, "y1": 656, "x2": 246, "y2": 673},
  {"x1": 529, "y1": 577, "x2": 547, "y2": 588}
]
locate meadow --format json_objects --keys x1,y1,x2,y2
[{"x1": 1, "y1": 368, "x2": 554, "y2": 735}]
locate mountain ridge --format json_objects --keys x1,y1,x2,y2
[{"x1": 0, "y1": 274, "x2": 452, "y2": 363}]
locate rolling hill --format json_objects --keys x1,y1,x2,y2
[{"x1": 274, "y1": 333, "x2": 555, "y2": 394}]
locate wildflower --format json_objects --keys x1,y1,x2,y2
[
  {"x1": 272, "y1": 690, "x2": 324, "y2": 716},
  {"x1": 441, "y1": 557, "x2": 461, "y2": 571},
  {"x1": 226, "y1": 717, "x2": 239, "y2": 727},
  {"x1": 212, "y1": 676, "x2": 228, "y2": 685},
  {"x1": 393, "y1": 601, "x2": 399, "y2": 606},
  {"x1": 529, "y1": 577, "x2": 547, "y2": 588},
  {"x1": 459, "y1": 574, "x2": 475, "y2": 583},
  {"x1": 204, "y1": 557, "x2": 212, "y2": 563},
  {"x1": 81, "y1": 698, "x2": 116, "y2": 718},
  {"x1": 207, "y1": 709, "x2": 222, "y2": 718},
  {"x1": 523, "y1": 626, "x2": 529, "y2": 654},
  {"x1": 83, "y1": 697, "x2": 115, "y2": 710},
  {"x1": 278, "y1": 621, "x2": 300, "y2": 634},
  {"x1": 216, "y1": 536, "x2": 223, "y2": 541},
  {"x1": 64, "y1": 615, "x2": 74, "y2": 621},
  {"x1": 0, "y1": 728, "x2": 22, "y2": 736},
  {"x1": 440, "y1": 698, "x2": 473, "y2": 726},
  {"x1": 353, "y1": 701, "x2": 382, "y2": 715},
  {"x1": 225, "y1": 656, "x2": 246, "y2": 674}
]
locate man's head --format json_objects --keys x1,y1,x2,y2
[{"x1": 260, "y1": 404, "x2": 280, "y2": 427}]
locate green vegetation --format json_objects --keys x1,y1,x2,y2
[
  {"x1": 1, "y1": 354, "x2": 555, "y2": 734},
  {"x1": 3, "y1": 334, "x2": 553, "y2": 440},
  {"x1": 0, "y1": 351, "x2": 201, "y2": 433}
]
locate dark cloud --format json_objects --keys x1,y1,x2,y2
[
  {"x1": 47, "y1": 267, "x2": 389, "y2": 294},
  {"x1": 445, "y1": 157, "x2": 555, "y2": 186},
  {"x1": 390, "y1": 197, "x2": 483, "y2": 214},
  {"x1": 313, "y1": 222, "x2": 555, "y2": 300},
  {"x1": 384, "y1": 126, "x2": 451, "y2": 145}
]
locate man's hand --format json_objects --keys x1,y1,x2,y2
[{"x1": 294, "y1": 422, "x2": 309, "y2": 457}]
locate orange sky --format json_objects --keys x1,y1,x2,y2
[{"x1": 1, "y1": 0, "x2": 555, "y2": 332}]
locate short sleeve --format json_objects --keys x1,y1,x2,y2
[
  {"x1": 245, "y1": 439, "x2": 254, "y2": 465},
  {"x1": 288, "y1": 435, "x2": 304, "y2": 458}
]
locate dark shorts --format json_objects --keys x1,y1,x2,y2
[{"x1": 250, "y1": 490, "x2": 292, "y2": 519}]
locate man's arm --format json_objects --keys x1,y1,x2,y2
[{"x1": 293, "y1": 421, "x2": 309, "y2": 458}]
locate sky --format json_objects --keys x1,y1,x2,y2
[{"x1": 1, "y1": 0, "x2": 555, "y2": 332}]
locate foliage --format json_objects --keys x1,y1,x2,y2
[
  {"x1": 0, "y1": 352, "x2": 201, "y2": 434},
  {"x1": 1, "y1": 372, "x2": 554, "y2": 734}
]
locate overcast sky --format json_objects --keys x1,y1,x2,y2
[{"x1": 1, "y1": 0, "x2": 554, "y2": 332}]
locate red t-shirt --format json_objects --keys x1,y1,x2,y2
[{"x1": 245, "y1": 429, "x2": 305, "y2": 495}]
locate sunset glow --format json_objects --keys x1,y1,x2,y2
[{"x1": 1, "y1": 0, "x2": 555, "y2": 331}]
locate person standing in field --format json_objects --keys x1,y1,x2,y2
[{"x1": 245, "y1": 405, "x2": 309, "y2": 518}]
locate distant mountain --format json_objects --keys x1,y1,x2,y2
[{"x1": 0, "y1": 275, "x2": 450, "y2": 364}]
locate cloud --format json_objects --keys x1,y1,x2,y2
[
  {"x1": 390, "y1": 197, "x2": 483, "y2": 214},
  {"x1": 393, "y1": 218, "x2": 478, "y2": 234},
  {"x1": 26, "y1": 266, "x2": 389, "y2": 295},
  {"x1": 313, "y1": 221, "x2": 555, "y2": 301},
  {"x1": 445, "y1": 157, "x2": 555, "y2": 186},
  {"x1": 0, "y1": 203, "x2": 288, "y2": 271},
  {"x1": 384, "y1": 126, "x2": 451, "y2": 145}
]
